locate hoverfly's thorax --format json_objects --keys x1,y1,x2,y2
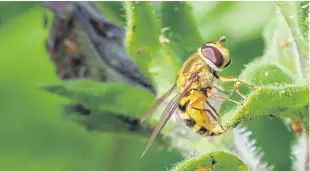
[{"x1": 176, "y1": 53, "x2": 214, "y2": 89}]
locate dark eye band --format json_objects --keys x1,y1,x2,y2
[{"x1": 224, "y1": 59, "x2": 231, "y2": 68}]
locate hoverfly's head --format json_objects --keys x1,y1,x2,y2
[{"x1": 197, "y1": 36, "x2": 231, "y2": 71}]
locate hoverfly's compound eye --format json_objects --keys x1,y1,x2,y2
[{"x1": 201, "y1": 45, "x2": 224, "y2": 67}]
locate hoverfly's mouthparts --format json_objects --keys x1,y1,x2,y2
[{"x1": 217, "y1": 36, "x2": 226, "y2": 44}]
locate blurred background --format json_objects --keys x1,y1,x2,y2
[{"x1": 0, "y1": 1, "x2": 280, "y2": 171}]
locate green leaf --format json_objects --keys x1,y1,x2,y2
[
  {"x1": 222, "y1": 84, "x2": 309, "y2": 128},
  {"x1": 262, "y1": 2, "x2": 309, "y2": 83},
  {"x1": 59, "y1": 104, "x2": 173, "y2": 154},
  {"x1": 171, "y1": 151, "x2": 248, "y2": 171},
  {"x1": 276, "y1": 2, "x2": 309, "y2": 43},
  {"x1": 241, "y1": 117, "x2": 295, "y2": 171},
  {"x1": 160, "y1": 2, "x2": 203, "y2": 66},
  {"x1": 97, "y1": 2, "x2": 126, "y2": 27},
  {"x1": 66, "y1": 109, "x2": 147, "y2": 136},
  {"x1": 238, "y1": 62, "x2": 294, "y2": 86},
  {"x1": 0, "y1": 2, "x2": 40, "y2": 26},
  {"x1": 296, "y1": 1, "x2": 309, "y2": 39},
  {"x1": 125, "y1": 2, "x2": 177, "y2": 93},
  {"x1": 221, "y1": 6, "x2": 310, "y2": 169},
  {"x1": 62, "y1": 105, "x2": 151, "y2": 138},
  {"x1": 226, "y1": 1, "x2": 310, "y2": 125},
  {"x1": 219, "y1": 60, "x2": 303, "y2": 170},
  {"x1": 221, "y1": 61, "x2": 308, "y2": 129},
  {"x1": 39, "y1": 79, "x2": 155, "y2": 119}
]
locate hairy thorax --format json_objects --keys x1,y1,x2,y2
[{"x1": 177, "y1": 53, "x2": 214, "y2": 89}]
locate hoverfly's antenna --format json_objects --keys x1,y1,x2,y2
[{"x1": 217, "y1": 36, "x2": 226, "y2": 44}]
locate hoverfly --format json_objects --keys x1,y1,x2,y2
[{"x1": 141, "y1": 36, "x2": 251, "y2": 157}]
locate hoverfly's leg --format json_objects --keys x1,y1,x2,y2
[
  {"x1": 211, "y1": 94, "x2": 242, "y2": 106},
  {"x1": 207, "y1": 87, "x2": 243, "y2": 106},
  {"x1": 217, "y1": 76, "x2": 252, "y2": 99},
  {"x1": 192, "y1": 107, "x2": 218, "y2": 122},
  {"x1": 212, "y1": 85, "x2": 229, "y2": 95},
  {"x1": 190, "y1": 95, "x2": 207, "y2": 108},
  {"x1": 205, "y1": 100, "x2": 219, "y2": 117},
  {"x1": 190, "y1": 95, "x2": 218, "y2": 122}
]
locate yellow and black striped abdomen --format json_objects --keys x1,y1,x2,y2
[{"x1": 178, "y1": 91, "x2": 225, "y2": 137}]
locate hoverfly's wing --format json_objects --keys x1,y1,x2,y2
[
  {"x1": 141, "y1": 84, "x2": 177, "y2": 122},
  {"x1": 141, "y1": 77, "x2": 197, "y2": 157}
]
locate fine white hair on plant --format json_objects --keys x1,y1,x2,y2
[
  {"x1": 291, "y1": 132, "x2": 308, "y2": 171},
  {"x1": 232, "y1": 127, "x2": 272, "y2": 171}
]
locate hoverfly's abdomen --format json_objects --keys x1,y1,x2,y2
[
  {"x1": 192, "y1": 123, "x2": 223, "y2": 137},
  {"x1": 197, "y1": 126, "x2": 208, "y2": 135},
  {"x1": 178, "y1": 90, "x2": 225, "y2": 137},
  {"x1": 178, "y1": 100, "x2": 197, "y2": 128},
  {"x1": 195, "y1": 125, "x2": 224, "y2": 137}
]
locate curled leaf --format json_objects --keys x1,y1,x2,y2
[
  {"x1": 223, "y1": 62, "x2": 299, "y2": 170},
  {"x1": 172, "y1": 151, "x2": 248, "y2": 171},
  {"x1": 44, "y1": 1, "x2": 156, "y2": 94},
  {"x1": 222, "y1": 84, "x2": 309, "y2": 129}
]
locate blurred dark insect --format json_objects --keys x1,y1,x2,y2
[
  {"x1": 43, "y1": 1, "x2": 156, "y2": 132},
  {"x1": 43, "y1": 1, "x2": 155, "y2": 94}
]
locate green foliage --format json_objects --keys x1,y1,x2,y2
[
  {"x1": 296, "y1": 2, "x2": 309, "y2": 39},
  {"x1": 62, "y1": 106, "x2": 152, "y2": 139},
  {"x1": 172, "y1": 151, "x2": 248, "y2": 171},
  {"x1": 39, "y1": 79, "x2": 155, "y2": 118},
  {"x1": 160, "y1": 2, "x2": 203, "y2": 66},
  {"x1": 192, "y1": 2, "x2": 275, "y2": 42},
  {"x1": 217, "y1": 2, "x2": 309, "y2": 170},
  {"x1": 97, "y1": 2, "x2": 126, "y2": 27},
  {"x1": 220, "y1": 0, "x2": 309, "y2": 128},
  {"x1": 222, "y1": 84, "x2": 309, "y2": 128},
  {"x1": 0, "y1": 5, "x2": 182, "y2": 171},
  {"x1": 39, "y1": 1, "x2": 309, "y2": 170},
  {"x1": 0, "y1": 2, "x2": 39, "y2": 25},
  {"x1": 240, "y1": 63, "x2": 294, "y2": 85},
  {"x1": 3, "y1": 1, "x2": 307, "y2": 171},
  {"x1": 275, "y1": 2, "x2": 309, "y2": 81},
  {"x1": 125, "y1": 1, "x2": 177, "y2": 93}
]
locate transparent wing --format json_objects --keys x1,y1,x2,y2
[
  {"x1": 141, "y1": 78, "x2": 196, "y2": 157},
  {"x1": 141, "y1": 84, "x2": 177, "y2": 122}
]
